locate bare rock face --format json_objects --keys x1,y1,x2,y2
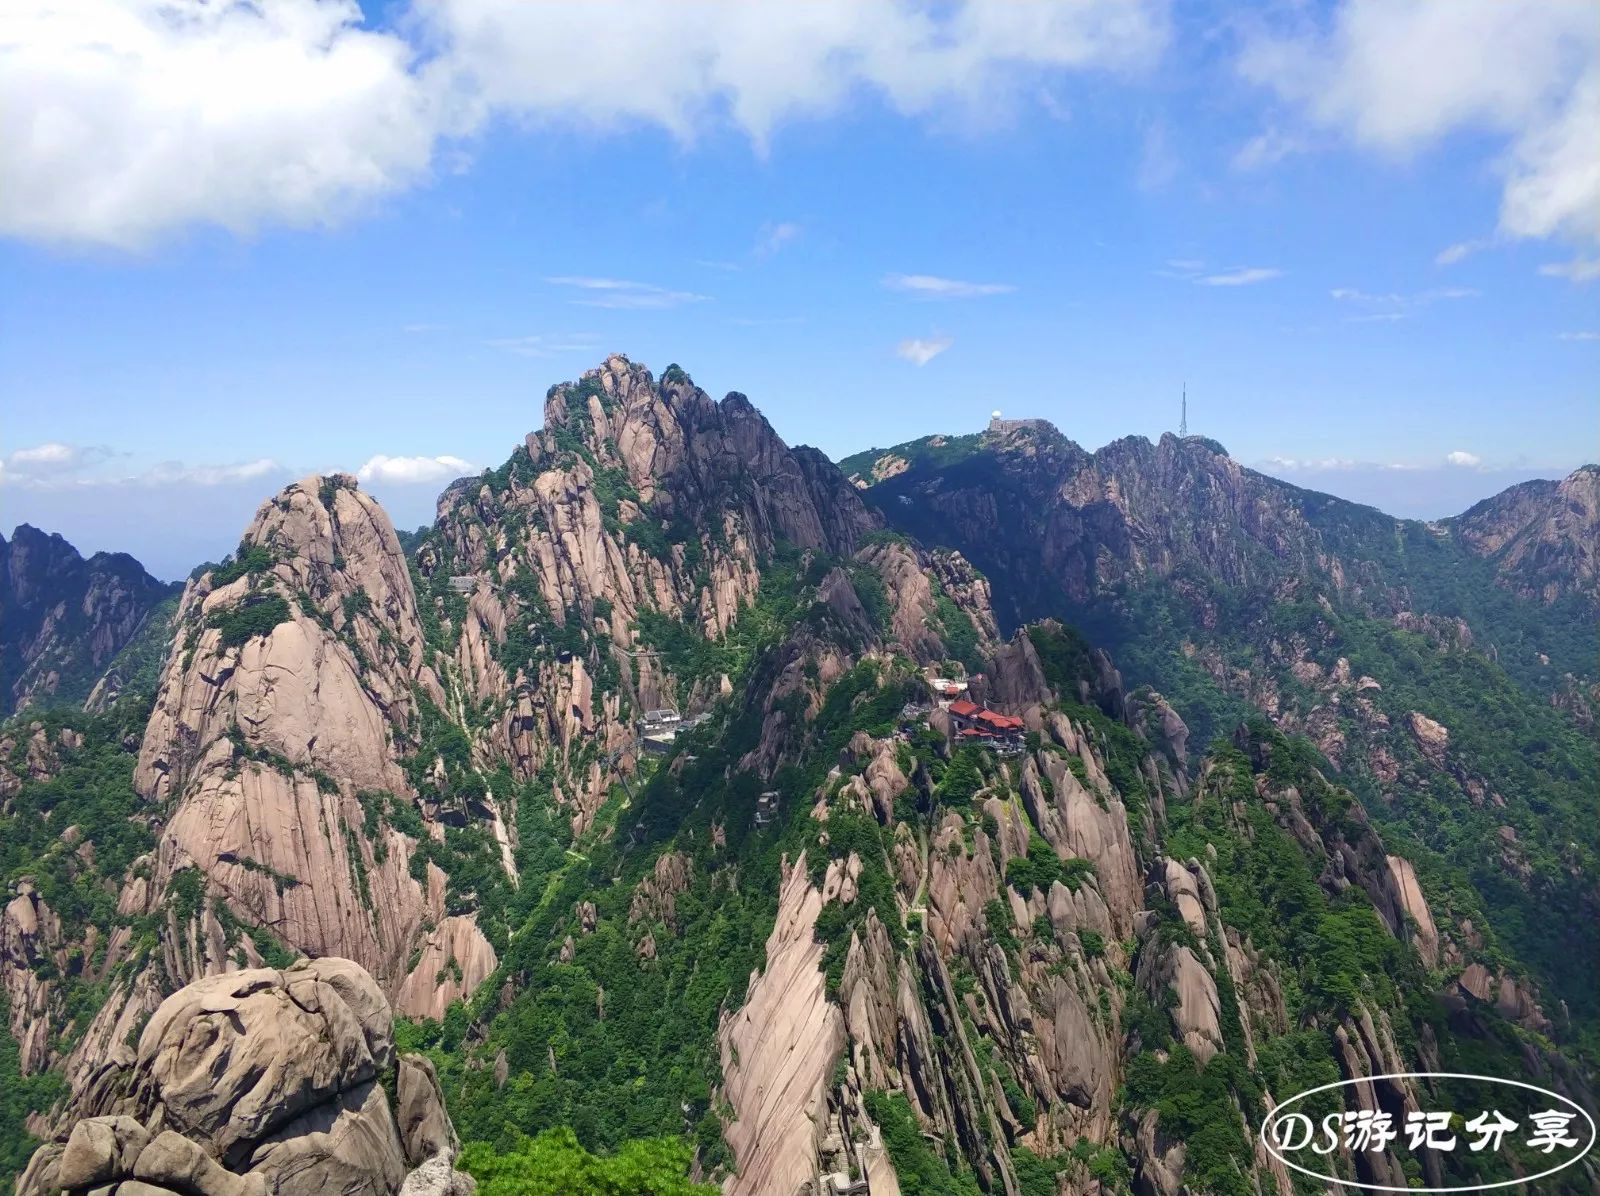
[
  {"x1": 2, "y1": 881, "x2": 62, "y2": 1076},
  {"x1": 980, "y1": 624, "x2": 1052, "y2": 712},
  {"x1": 396, "y1": 1055, "x2": 459, "y2": 1168},
  {"x1": 137, "y1": 474, "x2": 435, "y2": 804},
  {"x1": 17, "y1": 958, "x2": 473, "y2": 1196},
  {"x1": 1383, "y1": 854, "x2": 1440, "y2": 967},
  {"x1": 128, "y1": 475, "x2": 488, "y2": 1008},
  {"x1": 1406, "y1": 711, "x2": 1449, "y2": 766},
  {"x1": 719, "y1": 855, "x2": 846, "y2": 1196}
]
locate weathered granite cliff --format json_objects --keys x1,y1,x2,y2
[
  {"x1": 126, "y1": 473, "x2": 495, "y2": 1017},
  {"x1": 17, "y1": 957, "x2": 474, "y2": 1196}
]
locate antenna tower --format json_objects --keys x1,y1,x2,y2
[{"x1": 1180, "y1": 384, "x2": 1188, "y2": 438}]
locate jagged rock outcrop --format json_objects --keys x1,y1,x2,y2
[
  {"x1": 126, "y1": 475, "x2": 492, "y2": 1013},
  {"x1": 425, "y1": 355, "x2": 895, "y2": 833},
  {"x1": 17, "y1": 958, "x2": 473, "y2": 1196},
  {"x1": 0, "y1": 525, "x2": 179, "y2": 716},
  {"x1": 2, "y1": 881, "x2": 62, "y2": 1077}
]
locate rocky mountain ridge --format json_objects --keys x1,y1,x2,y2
[
  {"x1": 0, "y1": 526, "x2": 180, "y2": 718},
  {"x1": 1447, "y1": 462, "x2": 1599, "y2": 613},
  {"x1": 3, "y1": 358, "x2": 1595, "y2": 1195},
  {"x1": 842, "y1": 419, "x2": 1600, "y2": 1036}
]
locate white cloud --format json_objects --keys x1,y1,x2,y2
[
  {"x1": 545, "y1": 277, "x2": 706, "y2": 309},
  {"x1": 1434, "y1": 240, "x2": 1484, "y2": 266},
  {"x1": 8, "y1": 442, "x2": 83, "y2": 471},
  {"x1": 0, "y1": 0, "x2": 439, "y2": 249},
  {"x1": 1538, "y1": 258, "x2": 1600, "y2": 283},
  {"x1": 0, "y1": 447, "x2": 287, "y2": 489},
  {"x1": 896, "y1": 336, "x2": 953, "y2": 366},
  {"x1": 884, "y1": 274, "x2": 1016, "y2": 299},
  {"x1": 1557, "y1": 331, "x2": 1600, "y2": 341},
  {"x1": 1445, "y1": 450, "x2": 1482, "y2": 468},
  {"x1": 754, "y1": 221, "x2": 802, "y2": 257},
  {"x1": 430, "y1": 1, "x2": 1166, "y2": 147},
  {"x1": 139, "y1": 459, "x2": 285, "y2": 486},
  {"x1": 3, "y1": 442, "x2": 123, "y2": 480},
  {"x1": 484, "y1": 333, "x2": 600, "y2": 357},
  {"x1": 1232, "y1": 126, "x2": 1303, "y2": 172},
  {"x1": 355, "y1": 454, "x2": 476, "y2": 484},
  {"x1": 2, "y1": 0, "x2": 1168, "y2": 248},
  {"x1": 1330, "y1": 285, "x2": 1479, "y2": 320},
  {"x1": 1238, "y1": 1, "x2": 1600, "y2": 255},
  {"x1": 1197, "y1": 267, "x2": 1283, "y2": 286},
  {"x1": 1259, "y1": 455, "x2": 1415, "y2": 472}
]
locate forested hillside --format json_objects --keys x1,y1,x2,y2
[{"x1": 845, "y1": 420, "x2": 1600, "y2": 1061}]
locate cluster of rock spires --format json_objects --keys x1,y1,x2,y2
[
  {"x1": 2, "y1": 354, "x2": 1596, "y2": 1195},
  {"x1": 2, "y1": 356, "x2": 1008, "y2": 1194},
  {"x1": 706, "y1": 624, "x2": 1594, "y2": 1196},
  {"x1": 18, "y1": 957, "x2": 472, "y2": 1196}
]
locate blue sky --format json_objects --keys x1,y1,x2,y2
[{"x1": 2, "y1": 0, "x2": 1596, "y2": 579}]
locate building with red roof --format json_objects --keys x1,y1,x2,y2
[{"x1": 948, "y1": 699, "x2": 1025, "y2": 746}]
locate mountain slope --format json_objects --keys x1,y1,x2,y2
[
  {"x1": 0, "y1": 526, "x2": 180, "y2": 717},
  {"x1": 1448, "y1": 463, "x2": 1599, "y2": 614},
  {"x1": 4, "y1": 363, "x2": 1596, "y2": 1195},
  {"x1": 842, "y1": 423, "x2": 1600, "y2": 1044}
]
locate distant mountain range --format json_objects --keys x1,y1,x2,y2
[{"x1": 0, "y1": 525, "x2": 180, "y2": 718}]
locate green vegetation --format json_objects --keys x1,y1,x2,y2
[
  {"x1": 1122, "y1": 1045, "x2": 1257, "y2": 1196},
  {"x1": 836, "y1": 433, "x2": 985, "y2": 486},
  {"x1": 1, "y1": 699, "x2": 156, "y2": 927},
  {"x1": 1166, "y1": 735, "x2": 1419, "y2": 1018},
  {"x1": 865, "y1": 1090, "x2": 981, "y2": 1196},
  {"x1": 1069, "y1": 569, "x2": 1597, "y2": 1041},
  {"x1": 931, "y1": 591, "x2": 981, "y2": 674},
  {"x1": 1004, "y1": 839, "x2": 1094, "y2": 896},
  {"x1": 0, "y1": 994, "x2": 63, "y2": 1181},
  {"x1": 0, "y1": 699, "x2": 154, "y2": 1189},
  {"x1": 1025, "y1": 622, "x2": 1094, "y2": 696},
  {"x1": 206, "y1": 593, "x2": 292, "y2": 647},
  {"x1": 434, "y1": 557, "x2": 933, "y2": 1167},
  {"x1": 460, "y1": 1127, "x2": 715, "y2": 1196},
  {"x1": 0, "y1": 536, "x2": 180, "y2": 717},
  {"x1": 209, "y1": 542, "x2": 275, "y2": 586},
  {"x1": 96, "y1": 594, "x2": 179, "y2": 696}
]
